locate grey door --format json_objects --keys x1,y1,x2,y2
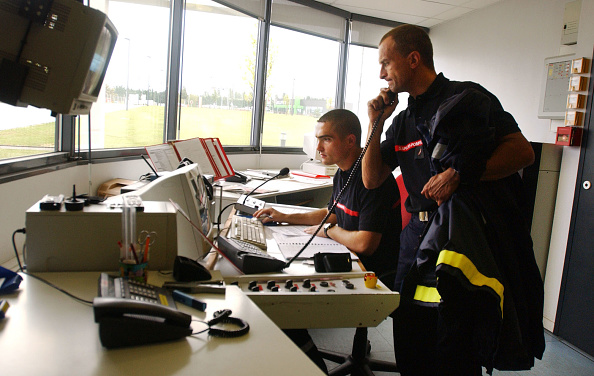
[{"x1": 556, "y1": 47, "x2": 594, "y2": 357}]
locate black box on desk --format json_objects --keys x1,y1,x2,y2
[{"x1": 25, "y1": 201, "x2": 178, "y2": 272}]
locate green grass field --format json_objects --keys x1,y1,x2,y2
[{"x1": 0, "y1": 106, "x2": 318, "y2": 159}]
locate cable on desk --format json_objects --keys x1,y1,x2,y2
[
  {"x1": 11, "y1": 227, "x2": 93, "y2": 305},
  {"x1": 12, "y1": 228, "x2": 26, "y2": 272},
  {"x1": 22, "y1": 272, "x2": 93, "y2": 305},
  {"x1": 216, "y1": 202, "x2": 237, "y2": 235}
]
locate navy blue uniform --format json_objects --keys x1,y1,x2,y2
[
  {"x1": 380, "y1": 73, "x2": 520, "y2": 291},
  {"x1": 382, "y1": 74, "x2": 526, "y2": 376},
  {"x1": 330, "y1": 164, "x2": 400, "y2": 287}
]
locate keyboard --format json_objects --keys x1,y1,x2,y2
[
  {"x1": 229, "y1": 215, "x2": 267, "y2": 250},
  {"x1": 216, "y1": 236, "x2": 286, "y2": 274}
]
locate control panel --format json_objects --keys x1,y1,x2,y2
[
  {"x1": 227, "y1": 273, "x2": 400, "y2": 329},
  {"x1": 238, "y1": 277, "x2": 362, "y2": 294}
]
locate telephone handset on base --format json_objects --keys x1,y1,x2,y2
[{"x1": 93, "y1": 297, "x2": 193, "y2": 348}]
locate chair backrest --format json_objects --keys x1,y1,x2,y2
[{"x1": 395, "y1": 173, "x2": 411, "y2": 230}]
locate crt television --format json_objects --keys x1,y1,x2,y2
[
  {"x1": 113, "y1": 164, "x2": 216, "y2": 261},
  {"x1": 0, "y1": 0, "x2": 118, "y2": 115}
]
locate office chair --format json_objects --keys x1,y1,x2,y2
[{"x1": 317, "y1": 174, "x2": 408, "y2": 375}]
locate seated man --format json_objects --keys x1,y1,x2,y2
[
  {"x1": 255, "y1": 108, "x2": 401, "y2": 286},
  {"x1": 254, "y1": 109, "x2": 401, "y2": 374}
]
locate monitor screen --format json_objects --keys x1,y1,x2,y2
[
  {"x1": 82, "y1": 22, "x2": 118, "y2": 98},
  {"x1": 303, "y1": 133, "x2": 321, "y2": 161},
  {"x1": 112, "y1": 164, "x2": 215, "y2": 261}
]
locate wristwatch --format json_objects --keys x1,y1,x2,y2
[{"x1": 323, "y1": 223, "x2": 335, "y2": 239}]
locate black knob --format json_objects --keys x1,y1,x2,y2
[
  {"x1": 345, "y1": 283, "x2": 354, "y2": 290},
  {"x1": 267, "y1": 280, "x2": 276, "y2": 289},
  {"x1": 248, "y1": 280, "x2": 258, "y2": 289},
  {"x1": 309, "y1": 286, "x2": 316, "y2": 292},
  {"x1": 285, "y1": 280, "x2": 293, "y2": 289},
  {"x1": 302, "y1": 279, "x2": 311, "y2": 288},
  {"x1": 250, "y1": 285, "x2": 260, "y2": 292},
  {"x1": 320, "y1": 281, "x2": 329, "y2": 287},
  {"x1": 271, "y1": 286, "x2": 279, "y2": 292},
  {"x1": 290, "y1": 286, "x2": 298, "y2": 292}
]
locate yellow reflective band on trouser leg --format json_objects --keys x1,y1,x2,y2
[
  {"x1": 413, "y1": 285, "x2": 441, "y2": 304},
  {"x1": 437, "y1": 249, "x2": 504, "y2": 316}
]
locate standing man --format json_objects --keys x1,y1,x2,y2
[
  {"x1": 255, "y1": 108, "x2": 401, "y2": 375},
  {"x1": 363, "y1": 25, "x2": 542, "y2": 375}
]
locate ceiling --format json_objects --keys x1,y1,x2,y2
[{"x1": 317, "y1": 0, "x2": 502, "y2": 28}]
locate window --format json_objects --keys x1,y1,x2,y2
[
  {"x1": 263, "y1": 26, "x2": 340, "y2": 148},
  {"x1": 178, "y1": 0, "x2": 259, "y2": 146},
  {"x1": 265, "y1": 0, "x2": 346, "y2": 148},
  {"x1": 347, "y1": 19, "x2": 406, "y2": 144},
  {"x1": 0, "y1": 104, "x2": 56, "y2": 160},
  {"x1": 0, "y1": 0, "x2": 403, "y2": 173},
  {"x1": 345, "y1": 44, "x2": 405, "y2": 145},
  {"x1": 78, "y1": 0, "x2": 171, "y2": 151}
]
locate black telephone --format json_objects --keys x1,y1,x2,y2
[
  {"x1": 93, "y1": 297, "x2": 193, "y2": 348},
  {"x1": 94, "y1": 273, "x2": 191, "y2": 348},
  {"x1": 225, "y1": 171, "x2": 249, "y2": 183}
]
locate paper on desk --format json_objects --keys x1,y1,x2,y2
[
  {"x1": 222, "y1": 184, "x2": 277, "y2": 194},
  {"x1": 268, "y1": 204, "x2": 316, "y2": 215},
  {"x1": 271, "y1": 232, "x2": 356, "y2": 260},
  {"x1": 269, "y1": 225, "x2": 311, "y2": 236}
]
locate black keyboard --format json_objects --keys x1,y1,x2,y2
[{"x1": 216, "y1": 236, "x2": 286, "y2": 274}]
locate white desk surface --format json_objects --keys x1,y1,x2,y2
[
  {"x1": 216, "y1": 173, "x2": 333, "y2": 200},
  {"x1": 0, "y1": 272, "x2": 325, "y2": 376}
]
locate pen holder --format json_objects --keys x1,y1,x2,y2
[{"x1": 119, "y1": 261, "x2": 148, "y2": 283}]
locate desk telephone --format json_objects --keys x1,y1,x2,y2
[{"x1": 93, "y1": 273, "x2": 192, "y2": 348}]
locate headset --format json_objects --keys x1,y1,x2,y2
[{"x1": 206, "y1": 309, "x2": 250, "y2": 338}]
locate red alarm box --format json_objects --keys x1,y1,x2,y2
[{"x1": 556, "y1": 126, "x2": 583, "y2": 146}]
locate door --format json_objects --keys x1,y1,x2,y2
[{"x1": 555, "y1": 48, "x2": 594, "y2": 356}]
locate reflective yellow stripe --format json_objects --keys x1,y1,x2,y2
[
  {"x1": 414, "y1": 285, "x2": 441, "y2": 303},
  {"x1": 437, "y1": 249, "x2": 504, "y2": 315}
]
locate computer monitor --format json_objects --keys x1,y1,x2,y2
[
  {"x1": 303, "y1": 133, "x2": 321, "y2": 162},
  {"x1": 115, "y1": 163, "x2": 215, "y2": 261},
  {"x1": 0, "y1": 0, "x2": 118, "y2": 114}
]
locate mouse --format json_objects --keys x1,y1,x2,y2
[{"x1": 173, "y1": 256, "x2": 212, "y2": 282}]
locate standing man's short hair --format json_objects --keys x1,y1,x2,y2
[
  {"x1": 381, "y1": 24, "x2": 435, "y2": 71},
  {"x1": 318, "y1": 109, "x2": 362, "y2": 145}
]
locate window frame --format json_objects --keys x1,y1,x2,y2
[{"x1": 0, "y1": 0, "x2": 405, "y2": 180}]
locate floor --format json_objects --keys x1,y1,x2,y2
[{"x1": 309, "y1": 318, "x2": 594, "y2": 375}]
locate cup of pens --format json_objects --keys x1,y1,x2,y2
[{"x1": 119, "y1": 196, "x2": 149, "y2": 283}]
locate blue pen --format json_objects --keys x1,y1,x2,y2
[{"x1": 172, "y1": 290, "x2": 207, "y2": 311}]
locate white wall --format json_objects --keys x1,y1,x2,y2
[
  {"x1": 430, "y1": 0, "x2": 594, "y2": 331},
  {"x1": 0, "y1": 153, "x2": 308, "y2": 267}
]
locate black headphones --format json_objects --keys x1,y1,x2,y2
[{"x1": 207, "y1": 309, "x2": 250, "y2": 338}]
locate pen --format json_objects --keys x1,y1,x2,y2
[
  {"x1": 172, "y1": 290, "x2": 207, "y2": 311},
  {"x1": 143, "y1": 235, "x2": 150, "y2": 263},
  {"x1": 117, "y1": 240, "x2": 124, "y2": 260},
  {"x1": 130, "y1": 243, "x2": 139, "y2": 264}
]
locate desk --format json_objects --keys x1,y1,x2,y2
[
  {"x1": 215, "y1": 173, "x2": 333, "y2": 224},
  {"x1": 213, "y1": 207, "x2": 400, "y2": 329},
  {"x1": 0, "y1": 272, "x2": 325, "y2": 376}
]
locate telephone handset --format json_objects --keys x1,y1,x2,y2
[
  {"x1": 387, "y1": 89, "x2": 397, "y2": 105},
  {"x1": 93, "y1": 297, "x2": 193, "y2": 348}
]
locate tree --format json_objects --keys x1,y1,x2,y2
[{"x1": 243, "y1": 26, "x2": 276, "y2": 106}]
